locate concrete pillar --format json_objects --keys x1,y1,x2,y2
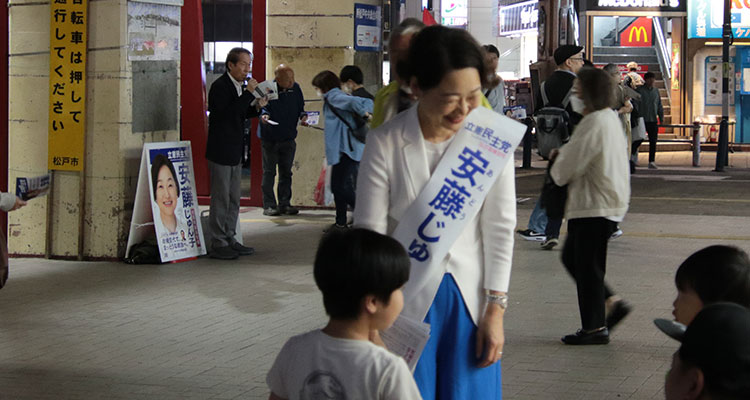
[
  {"x1": 8, "y1": 0, "x2": 180, "y2": 258},
  {"x1": 267, "y1": 0, "x2": 380, "y2": 207}
]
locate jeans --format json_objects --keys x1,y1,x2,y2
[
  {"x1": 330, "y1": 154, "x2": 359, "y2": 226},
  {"x1": 527, "y1": 199, "x2": 547, "y2": 234},
  {"x1": 528, "y1": 199, "x2": 562, "y2": 238},
  {"x1": 261, "y1": 139, "x2": 296, "y2": 209}
]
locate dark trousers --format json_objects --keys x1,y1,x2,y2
[
  {"x1": 561, "y1": 217, "x2": 617, "y2": 330},
  {"x1": 545, "y1": 217, "x2": 562, "y2": 239},
  {"x1": 261, "y1": 139, "x2": 296, "y2": 209},
  {"x1": 330, "y1": 154, "x2": 359, "y2": 226},
  {"x1": 644, "y1": 121, "x2": 658, "y2": 162}
]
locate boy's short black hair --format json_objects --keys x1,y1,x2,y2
[
  {"x1": 675, "y1": 245, "x2": 750, "y2": 307},
  {"x1": 339, "y1": 65, "x2": 364, "y2": 85},
  {"x1": 643, "y1": 71, "x2": 656, "y2": 80},
  {"x1": 313, "y1": 228, "x2": 410, "y2": 320}
]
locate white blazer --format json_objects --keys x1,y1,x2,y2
[{"x1": 354, "y1": 105, "x2": 516, "y2": 325}]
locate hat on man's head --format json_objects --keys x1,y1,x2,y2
[
  {"x1": 655, "y1": 303, "x2": 750, "y2": 398},
  {"x1": 554, "y1": 45, "x2": 584, "y2": 65},
  {"x1": 626, "y1": 61, "x2": 639, "y2": 70}
]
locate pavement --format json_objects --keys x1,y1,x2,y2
[{"x1": 1, "y1": 150, "x2": 749, "y2": 399}]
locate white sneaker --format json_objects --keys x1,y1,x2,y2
[
  {"x1": 610, "y1": 229, "x2": 623, "y2": 240},
  {"x1": 648, "y1": 162, "x2": 658, "y2": 169}
]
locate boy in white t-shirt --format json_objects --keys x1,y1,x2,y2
[{"x1": 267, "y1": 228, "x2": 422, "y2": 400}]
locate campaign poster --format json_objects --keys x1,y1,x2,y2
[{"x1": 128, "y1": 141, "x2": 206, "y2": 262}]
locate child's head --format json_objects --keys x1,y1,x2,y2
[
  {"x1": 314, "y1": 228, "x2": 410, "y2": 329},
  {"x1": 673, "y1": 245, "x2": 750, "y2": 325}
]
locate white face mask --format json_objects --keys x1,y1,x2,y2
[
  {"x1": 316, "y1": 90, "x2": 323, "y2": 98},
  {"x1": 342, "y1": 85, "x2": 352, "y2": 95},
  {"x1": 401, "y1": 86, "x2": 413, "y2": 95},
  {"x1": 570, "y1": 95, "x2": 586, "y2": 114}
]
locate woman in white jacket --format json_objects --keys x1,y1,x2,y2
[
  {"x1": 354, "y1": 26, "x2": 515, "y2": 399},
  {"x1": 550, "y1": 67, "x2": 631, "y2": 345}
]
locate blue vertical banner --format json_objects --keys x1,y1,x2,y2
[{"x1": 354, "y1": 3, "x2": 381, "y2": 52}]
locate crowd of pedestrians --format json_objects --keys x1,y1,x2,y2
[{"x1": 199, "y1": 21, "x2": 750, "y2": 400}]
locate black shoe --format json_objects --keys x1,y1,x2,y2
[
  {"x1": 279, "y1": 206, "x2": 299, "y2": 215},
  {"x1": 562, "y1": 328, "x2": 610, "y2": 345},
  {"x1": 263, "y1": 207, "x2": 281, "y2": 216},
  {"x1": 230, "y1": 242, "x2": 255, "y2": 256},
  {"x1": 517, "y1": 228, "x2": 546, "y2": 242},
  {"x1": 323, "y1": 223, "x2": 349, "y2": 233},
  {"x1": 606, "y1": 300, "x2": 632, "y2": 331},
  {"x1": 210, "y1": 245, "x2": 239, "y2": 260}
]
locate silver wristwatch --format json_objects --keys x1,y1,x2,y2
[{"x1": 485, "y1": 292, "x2": 508, "y2": 309}]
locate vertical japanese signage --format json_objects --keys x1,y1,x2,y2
[
  {"x1": 689, "y1": 0, "x2": 750, "y2": 39},
  {"x1": 497, "y1": 0, "x2": 539, "y2": 37},
  {"x1": 354, "y1": 3, "x2": 381, "y2": 52},
  {"x1": 49, "y1": 0, "x2": 87, "y2": 171}
]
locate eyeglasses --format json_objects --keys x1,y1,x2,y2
[{"x1": 569, "y1": 57, "x2": 584, "y2": 62}]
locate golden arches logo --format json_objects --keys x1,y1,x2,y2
[{"x1": 629, "y1": 26, "x2": 648, "y2": 42}]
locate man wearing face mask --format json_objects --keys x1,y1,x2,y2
[
  {"x1": 340, "y1": 65, "x2": 374, "y2": 100},
  {"x1": 517, "y1": 45, "x2": 585, "y2": 250},
  {"x1": 258, "y1": 64, "x2": 308, "y2": 217}
]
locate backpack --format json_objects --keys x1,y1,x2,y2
[
  {"x1": 533, "y1": 81, "x2": 572, "y2": 159},
  {"x1": 124, "y1": 238, "x2": 162, "y2": 264},
  {"x1": 324, "y1": 98, "x2": 369, "y2": 145}
]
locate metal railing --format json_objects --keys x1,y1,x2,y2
[{"x1": 653, "y1": 17, "x2": 672, "y2": 103}]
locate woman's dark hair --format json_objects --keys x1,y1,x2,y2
[
  {"x1": 339, "y1": 65, "x2": 364, "y2": 85},
  {"x1": 151, "y1": 154, "x2": 179, "y2": 198},
  {"x1": 577, "y1": 67, "x2": 616, "y2": 112},
  {"x1": 483, "y1": 44, "x2": 499, "y2": 57},
  {"x1": 399, "y1": 25, "x2": 487, "y2": 91},
  {"x1": 675, "y1": 245, "x2": 750, "y2": 307},
  {"x1": 314, "y1": 228, "x2": 410, "y2": 320},
  {"x1": 312, "y1": 70, "x2": 342, "y2": 94},
  {"x1": 643, "y1": 71, "x2": 656, "y2": 80}
]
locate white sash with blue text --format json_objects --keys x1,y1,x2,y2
[{"x1": 392, "y1": 107, "x2": 526, "y2": 306}]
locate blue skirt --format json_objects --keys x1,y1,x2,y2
[{"x1": 414, "y1": 273, "x2": 502, "y2": 400}]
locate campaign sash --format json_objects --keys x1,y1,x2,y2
[{"x1": 392, "y1": 107, "x2": 526, "y2": 305}]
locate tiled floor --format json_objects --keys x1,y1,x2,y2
[{"x1": 1, "y1": 151, "x2": 749, "y2": 399}]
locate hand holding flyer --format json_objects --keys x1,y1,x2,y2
[{"x1": 15, "y1": 174, "x2": 51, "y2": 201}]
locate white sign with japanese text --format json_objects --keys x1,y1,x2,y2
[
  {"x1": 126, "y1": 141, "x2": 206, "y2": 263},
  {"x1": 392, "y1": 107, "x2": 526, "y2": 304}
]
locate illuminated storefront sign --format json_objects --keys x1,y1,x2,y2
[
  {"x1": 442, "y1": 0, "x2": 468, "y2": 27},
  {"x1": 689, "y1": 0, "x2": 750, "y2": 38},
  {"x1": 498, "y1": 0, "x2": 539, "y2": 36},
  {"x1": 585, "y1": 0, "x2": 685, "y2": 12},
  {"x1": 620, "y1": 17, "x2": 652, "y2": 46}
]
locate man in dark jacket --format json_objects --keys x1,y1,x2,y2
[
  {"x1": 518, "y1": 45, "x2": 585, "y2": 250},
  {"x1": 205, "y1": 47, "x2": 264, "y2": 260},
  {"x1": 258, "y1": 64, "x2": 307, "y2": 216},
  {"x1": 340, "y1": 65, "x2": 374, "y2": 100}
]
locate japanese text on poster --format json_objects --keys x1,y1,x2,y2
[
  {"x1": 147, "y1": 144, "x2": 206, "y2": 262},
  {"x1": 49, "y1": 0, "x2": 87, "y2": 171}
]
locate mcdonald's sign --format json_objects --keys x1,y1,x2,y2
[{"x1": 620, "y1": 17, "x2": 653, "y2": 47}]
